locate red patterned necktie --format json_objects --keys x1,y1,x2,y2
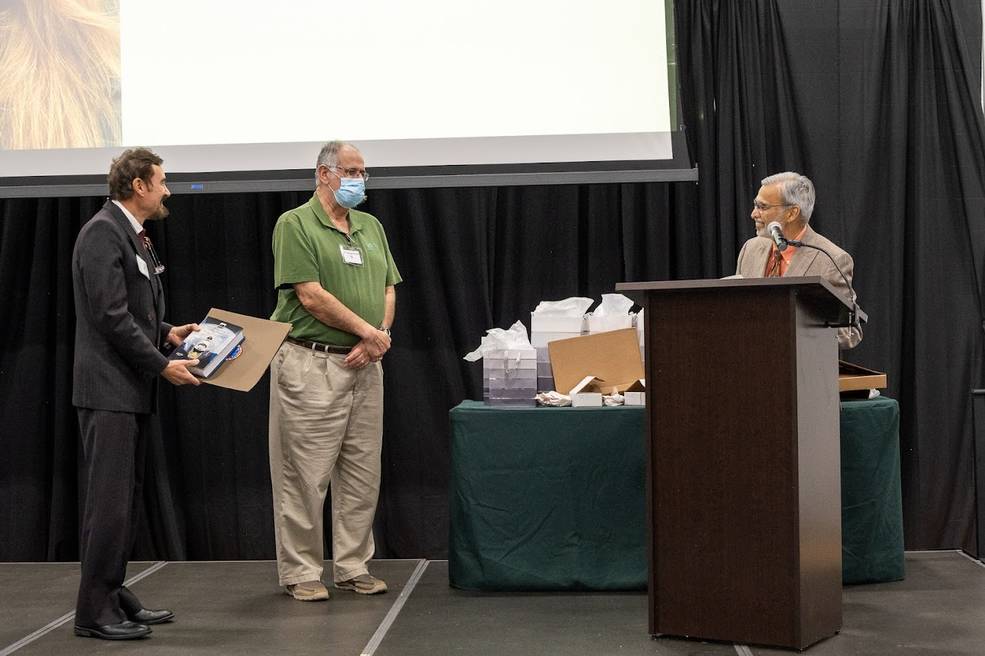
[
  {"x1": 765, "y1": 248, "x2": 783, "y2": 277},
  {"x1": 137, "y1": 229, "x2": 151, "y2": 251}
]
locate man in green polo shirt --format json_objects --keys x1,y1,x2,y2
[{"x1": 268, "y1": 141, "x2": 401, "y2": 602}]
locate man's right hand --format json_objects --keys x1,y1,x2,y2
[{"x1": 162, "y1": 359, "x2": 201, "y2": 386}]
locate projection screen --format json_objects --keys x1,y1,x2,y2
[{"x1": 0, "y1": 0, "x2": 692, "y2": 197}]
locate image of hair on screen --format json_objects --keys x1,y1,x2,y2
[{"x1": 0, "y1": 0, "x2": 121, "y2": 150}]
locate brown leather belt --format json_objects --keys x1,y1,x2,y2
[{"x1": 286, "y1": 336, "x2": 352, "y2": 354}]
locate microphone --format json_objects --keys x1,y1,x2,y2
[{"x1": 766, "y1": 221, "x2": 788, "y2": 252}]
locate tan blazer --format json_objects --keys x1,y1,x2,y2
[{"x1": 736, "y1": 225, "x2": 862, "y2": 349}]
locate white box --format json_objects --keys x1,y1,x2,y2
[
  {"x1": 569, "y1": 375, "x2": 604, "y2": 407},
  {"x1": 530, "y1": 330, "x2": 581, "y2": 348},
  {"x1": 624, "y1": 379, "x2": 646, "y2": 406},
  {"x1": 586, "y1": 313, "x2": 634, "y2": 334},
  {"x1": 531, "y1": 312, "x2": 587, "y2": 334},
  {"x1": 571, "y1": 392, "x2": 602, "y2": 407}
]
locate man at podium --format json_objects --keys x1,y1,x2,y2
[{"x1": 736, "y1": 171, "x2": 862, "y2": 348}]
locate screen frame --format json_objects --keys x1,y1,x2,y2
[
  {"x1": 0, "y1": 0, "x2": 694, "y2": 198},
  {"x1": 0, "y1": 133, "x2": 696, "y2": 198}
]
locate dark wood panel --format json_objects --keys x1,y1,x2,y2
[{"x1": 623, "y1": 280, "x2": 843, "y2": 650}]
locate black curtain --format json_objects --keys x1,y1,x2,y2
[
  {"x1": 835, "y1": 0, "x2": 985, "y2": 549},
  {"x1": 1, "y1": 0, "x2": 984, "y2": 561},
  {"x1": 676, "y1": 0, "x2": 985, "y2": 549}
]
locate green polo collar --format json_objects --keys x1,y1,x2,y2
[{"x1": 308, "y1": 194, "x2": 366, "y2": 235}]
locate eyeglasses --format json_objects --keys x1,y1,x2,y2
[
  {"x1": 752, "y1": 201, "x2": 791, "y2": 211},
  {"x1": 332, "y1": 166, "x2": 370, "y2": 182}
]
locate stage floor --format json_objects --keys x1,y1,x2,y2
[{"x1": 1, "y1": 552, "x2": 983, "y2": 655}]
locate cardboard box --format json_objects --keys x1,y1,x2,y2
[
  {"x1": 839, "y1": 360, "x2": 888, "y2": 393},
  {"x1": 623, "y1": 379, "x2": 646, "y2": 406},
  {"x1": 569, "y1": 375, "x2": 604, "y2": 407},
  {"x1": 548, "y1": 328, "x2": 645, "y2": 396}
]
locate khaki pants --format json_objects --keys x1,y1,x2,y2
[{"x1": 268, "y1": 341, "x2": 383, "y2": 586}]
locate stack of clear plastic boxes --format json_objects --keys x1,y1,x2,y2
[
  {"x1": 530, "y1": 313, "x2": 587, "y2": 393},
  {"x1": 483, "y1": 347, "x2": 537, "y2": 406}
]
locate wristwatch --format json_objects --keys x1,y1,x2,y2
[{"x1": 379, "y1": 325, "x2": 391, "y2": 337}]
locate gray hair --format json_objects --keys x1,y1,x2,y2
[
  {"x1": 761, "y1": 171, "x2": 815, "y2": 221},
  {"x1": 315, "y1": 140, "x2": 358, "y2": 182}
]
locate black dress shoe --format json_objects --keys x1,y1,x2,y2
[
  {"x1": 74, "y1": 621, "x2": 151, "y2": 640},
  {"x1": 127, "y1": 608, "x2": 175, "y2": 625}
]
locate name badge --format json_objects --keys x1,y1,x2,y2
[
  {"x1": 136, "y1": 254, "x2": 150, "y2": 279},
  {"x1": 340, "y1": 245, "x2": 363, "y2": 266}
]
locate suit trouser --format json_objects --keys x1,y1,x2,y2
[
  {"x1": 75, "y1": 408, "x2": 150, "y2": 627},
  {"x1": 268, "y1": 341, "x2": 384, "y2": 587}
]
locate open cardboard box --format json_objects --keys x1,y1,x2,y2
[
  {"x1": 839, "y1": 360, "x2": 887, "y2": 397},
  {"x1": 548, "y1": 328, "x2": 645, "y2": 401},
  {"x1": 569, "y1": 375, "x2": 605, "y2": 406},
  {"x1": 624, "y1": 379, "x2": 646, "y2": 406}
]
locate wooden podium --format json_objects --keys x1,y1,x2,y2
[{"x1": 615, "y1": 277, "x2": 853, "y2": 650}]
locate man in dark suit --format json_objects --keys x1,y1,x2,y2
[{"x1": 71, "y1": 148, "x2": 200, "y2": 640}]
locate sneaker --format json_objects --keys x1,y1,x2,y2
[
  {"x1": 285, "y1": 580, "x2": 329, "y2": 601},
  {"x1": 335, "y1": 574, "x2": 388, "y2": 595}
]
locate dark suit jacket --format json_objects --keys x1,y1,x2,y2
[
  {"x1": 72, "y1": 201, "x2": 172, "y2": 413},
  {"x1": 736, "y1": 225, "x2": 862, "y2": 349}
]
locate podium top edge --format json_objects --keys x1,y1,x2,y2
[
  {"x1": 615, "y1": 276, "x2": 855, "y2": 314},
  {"x1": 616, "y1": 276, "x2": 831, "y2": 293}
]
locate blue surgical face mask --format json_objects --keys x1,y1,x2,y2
[{"x1": 334, "y1": 177, "x2": 366, "y2": 209}]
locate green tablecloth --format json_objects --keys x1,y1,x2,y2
[
  {"x1": 840, "y1": 398, "x2": 905, "y2": 584},
  {"x1": 448, "y1": 398, "x2": 904, "y2": 591}
]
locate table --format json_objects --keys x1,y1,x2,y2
[{"x1": 449, "y1": 398, "x2": 904, "y2": 590}]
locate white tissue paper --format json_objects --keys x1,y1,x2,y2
[
  {"x1": 533, "y1": 297, "x2": 595, "y2": 315},
  {"x1": 594, "y1": 293, "x2": 633, "y2": 317},
  {"x1": 587, "y1": 293, "x2": 634, "y2": 333},
  {"x1": 535, "y1": 391, "x2": 572, "y2": 407},
  {"x1": 530, "y1": 297, "x2": 593, "y2": 353},
  {"x1": 530, "y1": 297, "x2": 594, "y2": 335},
  {"x1": 465, "y1": 321, "x2": 537, "y2": 406},
  {"x1": 464, "y1": 321, "x2": 533, "y2": 361}
]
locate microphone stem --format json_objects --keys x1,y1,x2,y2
[{"x1": 786, "y1": 240, "x2": 859, "y2": 329}]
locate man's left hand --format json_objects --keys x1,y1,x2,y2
[
  {"x1": 167, "y1": 323, "x2": 200, "y2": 346},
  {"x1": 344, "y1": 343, "x2": 381, "y2": 369}
]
